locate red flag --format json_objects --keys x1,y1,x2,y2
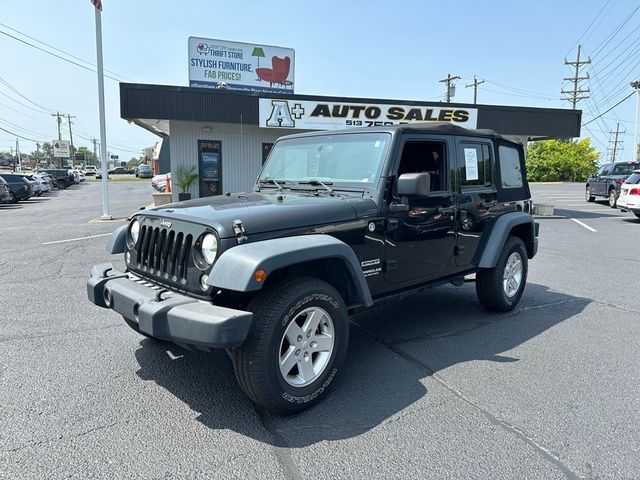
[{"x1": 91, "y1": 0, "x2": 102, "y2": 10}]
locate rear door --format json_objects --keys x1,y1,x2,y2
[{"x1": 454, "y1": 137, "x2": 500, "y2": 267}]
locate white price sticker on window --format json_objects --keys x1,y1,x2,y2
[{"x1": 464, "y1": 148, "x2": 479, "y2": 180}]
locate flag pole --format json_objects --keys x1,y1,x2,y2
[{"x1": 94, "y1": 3, "x2": 111, "y2": 219}]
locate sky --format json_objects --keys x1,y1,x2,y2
[{"x1": 1, "y1": 0, "x2": 639, "y2": 162}]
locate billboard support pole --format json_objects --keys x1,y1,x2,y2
[{"x1": 94, "y1": 7, "x2": 111, "y2": 220}]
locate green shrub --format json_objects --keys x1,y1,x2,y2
[{"x1": 526, "y1": 139, "x2": 599, "y2": 182}]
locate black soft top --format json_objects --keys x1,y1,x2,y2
[{"x1": 279, "y1": 122, "x2": 520, "y2": 145}]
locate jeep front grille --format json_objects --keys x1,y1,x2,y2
[{"x1": 136, "y1": 225, "x2": 193, "y2": 281}]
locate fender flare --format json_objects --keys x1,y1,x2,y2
[
  {"x1": 106, "y1": 225, "x2": 127, "y2": 254},
  {"x1": 208, "y1": 234, "x2": 373, "y2": 307},
  {"x1": 475, "y1": 212, "x2": 536, "y2": 268}
]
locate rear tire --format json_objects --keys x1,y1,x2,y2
[
  {"x1": 609, "y1": 189, "x2": 618, "y2": 208},
  {"x1": 585, "y1": 186, "x2": 595, "y2": 202},
  {"x1": 232, "y1": 277, "x2": 349, "y2": 415},
  {"x1": 476, "y1": 236, "x2": 528, "y2": 312}
]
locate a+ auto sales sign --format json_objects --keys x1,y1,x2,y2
[{"x1": 258, "y1": 99, "x2": 478, "y2": 130}]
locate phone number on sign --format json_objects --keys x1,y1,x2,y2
[{"x1": 345, "y1": 120, "x2": 399, "y2": 127}]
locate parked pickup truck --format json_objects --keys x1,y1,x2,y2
[
  {"x1": 585, "y1": 161, "x2": 640, "y2": 207},
  {"x1": 87, "y1": 123, "x2": 539, "y2": 414}
]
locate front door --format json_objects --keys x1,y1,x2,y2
[{"x1": 384, "y1": 137, "x2": 456, "y2": 285}]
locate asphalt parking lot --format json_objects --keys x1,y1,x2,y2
[{"x1": 1, "y1": 181, "x2": 639, "y2": 479}]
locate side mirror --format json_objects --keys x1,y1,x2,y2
[{"x1": 397, "y1": 172, "x2": 431, "y2": 197}]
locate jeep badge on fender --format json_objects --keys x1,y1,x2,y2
[{"x1": 87, "y1": 123, "x2": 539, "y2": 415}]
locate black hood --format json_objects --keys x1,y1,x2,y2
[{"x1": 139, "y1": 192, "x2": 378, "y2": 238}]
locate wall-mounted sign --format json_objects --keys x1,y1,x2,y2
[
  {"x1": 258, "y1": 99, "x2": 478, "y2": 130},
  {"x1": 188, "y1": 37, "x2": 295, "y2": 94},
  {"x1": 198, "y1": 140, "x2": 222, "y2": 197},
  {"x1": 52, "y1": 140, "x2": 70, "y2": 158}
]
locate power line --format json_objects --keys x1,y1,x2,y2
[
  {"x1": 0, "y1": 76, "x2": 52, "y2": 112},
  {"x1": 591, "y1": 4, "x2": 640, "y2": 59},
  {"x1": 0, "y1": 125, "x2": 41, "y2": 142},
  {"x1": 565, "y1": 0, "x2": 616, "y2": 57},
  {"x1": 582, "y1": 91, "x2": 635, "y2": 126},
  {"x1": 0, "y1": 22, "x2": 133, "y2": 82},
  {"x1": 0, "y1": 28, "x2": 123, "y2": 82}
]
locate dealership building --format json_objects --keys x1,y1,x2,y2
[{"x1": 120, "y1": 82, "x2": 581, "y2": 201}]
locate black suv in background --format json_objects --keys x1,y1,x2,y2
[
  {"x1": 0, "y1": 173, "x2": 34, "y2": 203},
  {"x1": 0, "y1": 176, "x2": 12, "y2": 203},
  {"x1": 586, "y1": 161, "x2": 640, "y2": 207},
  {"x1": 41, "y1": 169, "x2": 76, "y2": 189},
  {"x1": 88, "y1": 123, "x2": 539, "y2": 414}
]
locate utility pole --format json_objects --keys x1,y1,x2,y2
[
  {"x1": 67, "y1": 114, "x2": 76, "y2": 166},
  {"x1": 10, "y1": 146, "x2": 14, "y2": 172},
  {"x1": 51, "y1": 111, "x2": 63, "y2": 140},
  {"x1": 562, "y1": 44, "x2": 591, "y2": 109},
  {"x1": 15, "y1": 138, "x2": 20, "y2": 171},
  {"x1": 439, "y1": 74, "x2": 461, "y2": 103},
  {"x1": 465, "y1": 76, "x2": 485, "y2": 104},
  {"x1": 608, "y1": 122, "x2": 625, "y2": 162},
  {"x1": 631, "y1": 80, "x2": 640, "y2": 161},
  {"x1": 92, "y1": 138, "x2": 97, "y2": 166}
]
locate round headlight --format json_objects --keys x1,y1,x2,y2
[
  {"x1": 201, "y1": 233, "x2": 218, "y2": 265},
  {"x1": 129, "y1": 219, "x2": 140, "y2": 246}
]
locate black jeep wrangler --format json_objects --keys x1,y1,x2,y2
[{"x1": 87, "y1": 123, "x2": 538, "y2": 414}]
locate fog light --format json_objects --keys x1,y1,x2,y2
[{"x1": 200, "y1": 274, "x2": 209, "y2": 291}]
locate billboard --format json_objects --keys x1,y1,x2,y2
[
  {"x1": 52, "y1": 140, "x2": 70, "y2": 158},
  {"x1": 258, "y1": 99, "x2": 478, "y2": 130},
  {"x1": 188, "y1": 37, "x2": 295, "y2": 94}
]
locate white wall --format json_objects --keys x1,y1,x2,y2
[{"x1": 168, "y1": 121, "x2": 308, "y2": 201}]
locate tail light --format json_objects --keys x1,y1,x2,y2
[
  {"x1": 630, "y1": 188, "x2": 640, "y2": 195},
  {"x1": 616, "y1": 178, "x2": 625, "y2": 184}
]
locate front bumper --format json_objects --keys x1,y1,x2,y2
[{"x1": 87, "y1": 263, "x2": 253, "y2": 350}]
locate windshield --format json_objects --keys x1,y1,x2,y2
[{"x1": 260, "y1": 133, "x2": 391, "y2": 187}]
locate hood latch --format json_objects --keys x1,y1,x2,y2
[{"x1": 233, "y1": 219, "x2": 248, "y2": 244}]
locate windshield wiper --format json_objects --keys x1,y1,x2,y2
[
  {"x1": 298, "y1": 179, "x2": 335, "y2": 195},
  {"x1": 258, "y1": 178, "x2": 287, "y2": 191}
]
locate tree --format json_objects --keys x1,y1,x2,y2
[
  {"x1": 126, "y1": 157, "x2": 140, "y2": 170},
  {"x1": 76, "y1": 146, "x2": 96, "y2": 165},
  {"x1": 526, "y1": 138, "x2": 600, "y2": 182}
]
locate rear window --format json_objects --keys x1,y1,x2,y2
[
  {"x1": 498, "y1": 146, "x2": 523, "y2": 188},
  {"x1": 612, "y1": 163, "x2": 640, "y2": 175},
  {"x1": 625, "y1": 172, "x2": 640, "y2": 185}
]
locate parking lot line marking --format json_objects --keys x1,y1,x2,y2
[
  {"x1": 42, "y1": 233, "x2": 113, "y2": 245},
  {"x1": 571, "y1": 218, "x2": 597, "y2": 232}
]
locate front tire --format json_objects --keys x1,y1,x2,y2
[
  {"x1": 586, "y1": 186, "x2": 595, "y2": 202},
  {"x1": 609, "y1": 189, "x2": 618, "y2": 208},
  {"x1": 232, "y1": 277, "x2": 349, "y2": 415},
  {"x1": 476, "y1": 236, "x2": 528, "y2": 312}
]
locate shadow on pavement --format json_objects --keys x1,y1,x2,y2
[
  {"x1": 134, "y1": 283, "x2": 590, "y2": 447},
  {"x1": 554, "y1": 207, "x2": 623, "y2": 219}
]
